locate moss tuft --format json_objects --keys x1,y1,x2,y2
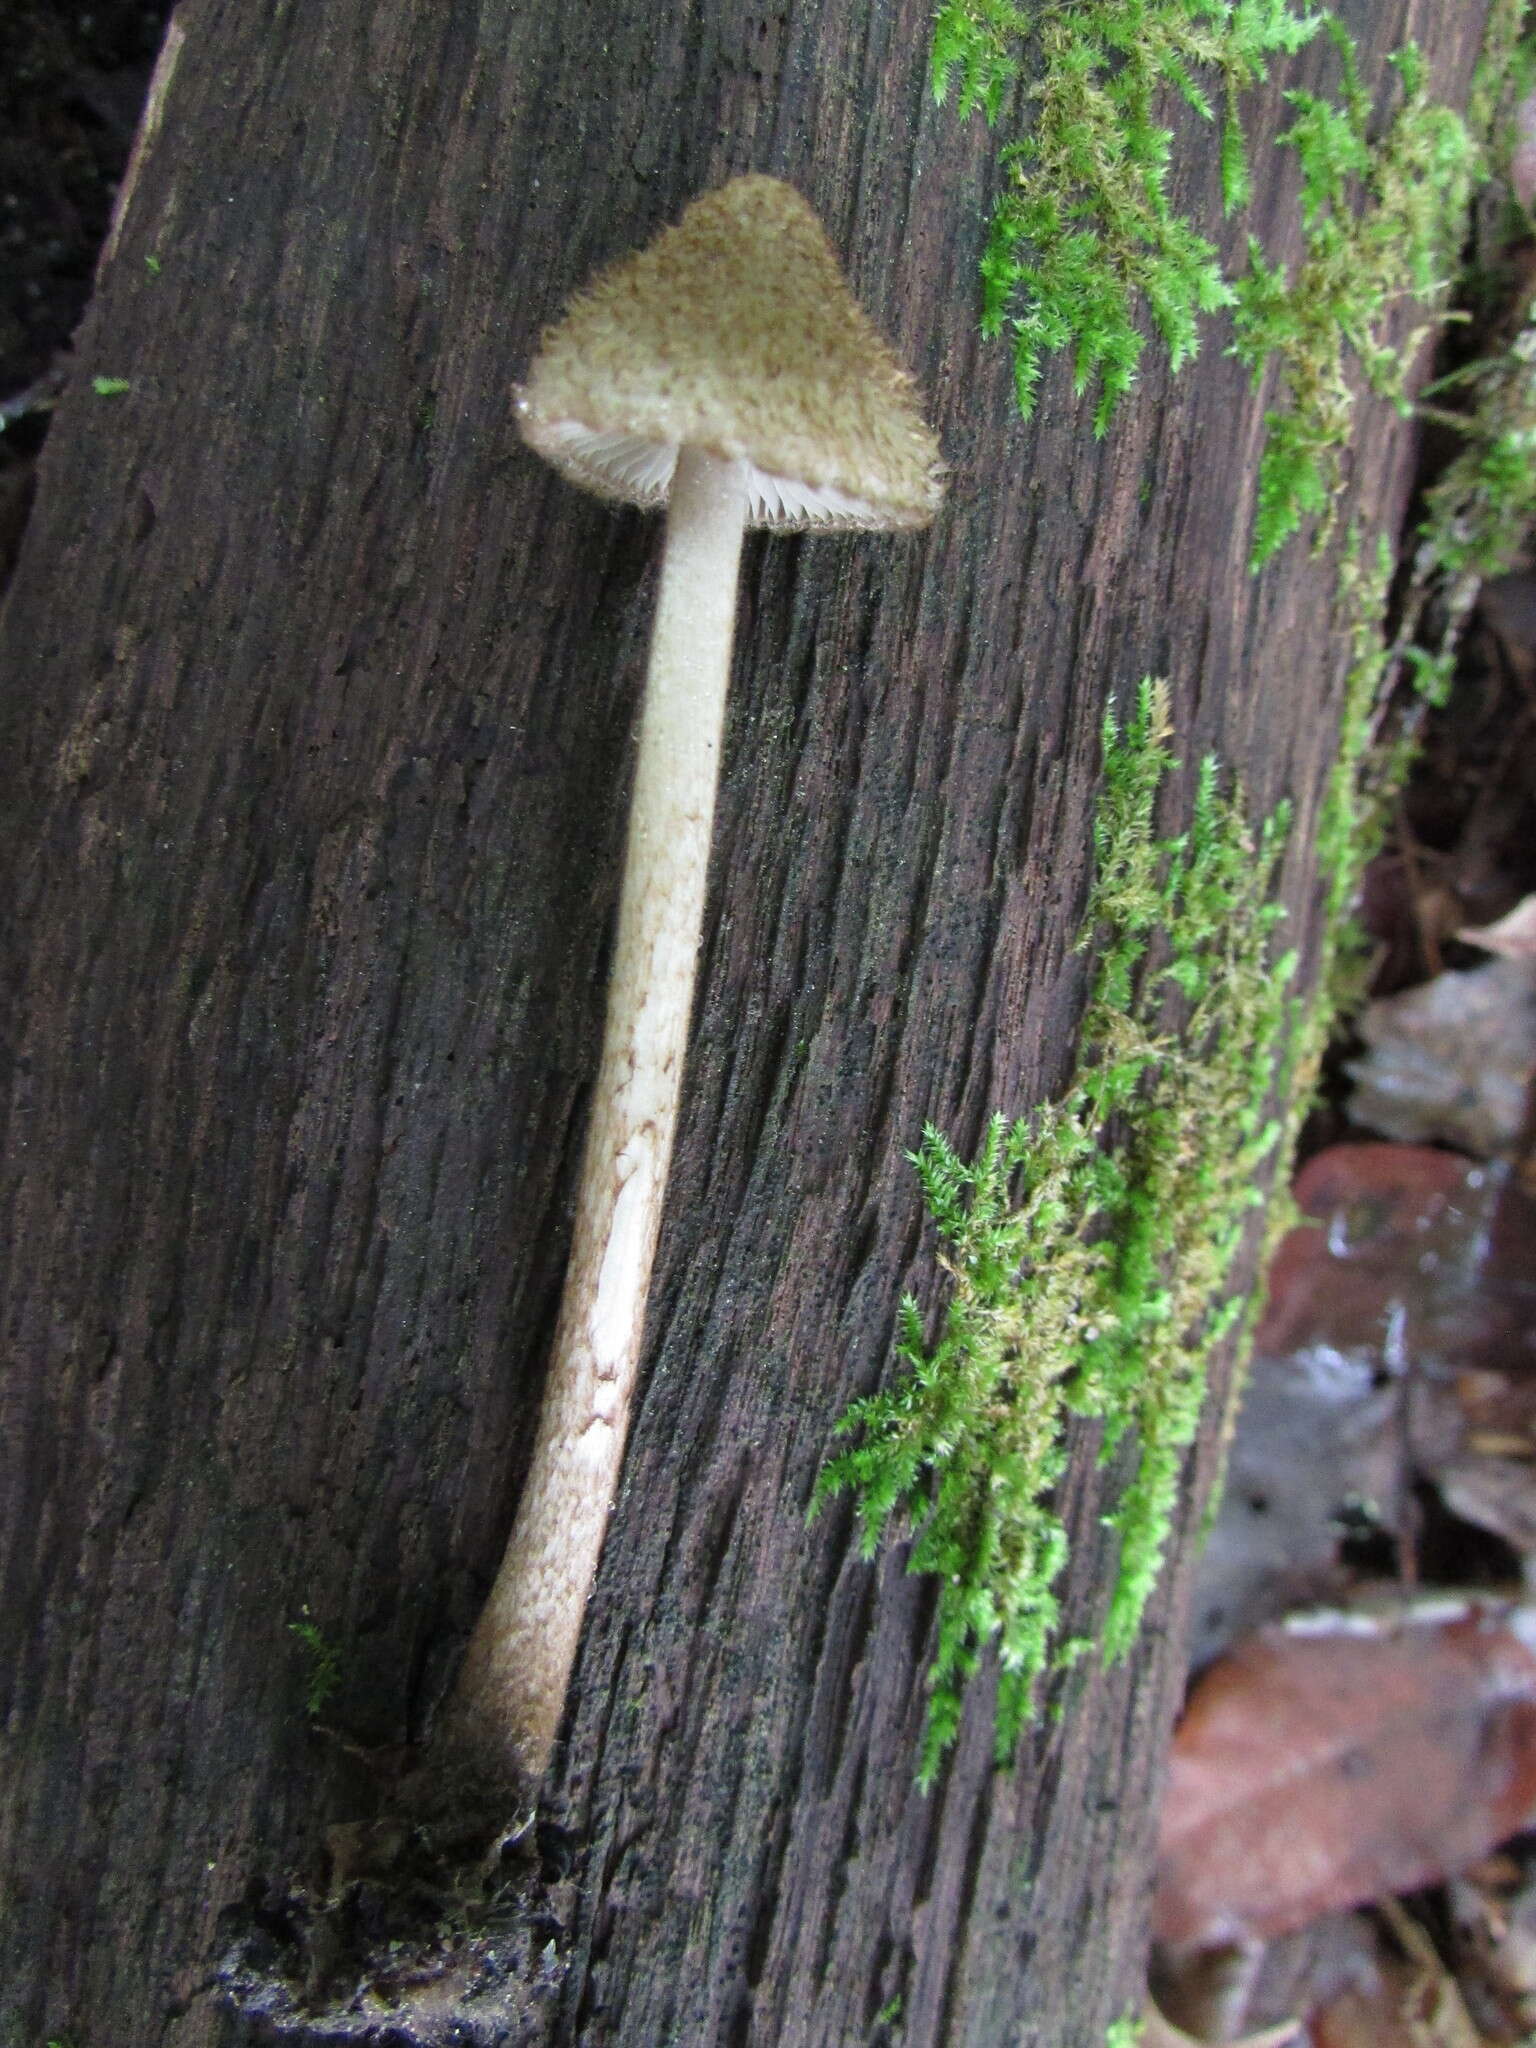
[
  {"x1": 933, "y1": 2, "x2": 1493, "y2": 563},
  {"x1": 1233, "y1": 29, "x2": 1480, "y2": 565},
  {"x1": 815, "y1": 682, "x2": 1299, "y2": 1784},
  {"x1": 834, "y1": 0, "x2": 1536, "y2": 1788},
  {"x1": 933, "y1": 0, "x2": 1323, "y2": 433}
]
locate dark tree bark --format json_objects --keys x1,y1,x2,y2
[{"x1": 0, "y1": 2, "x2": 1495, "y2": 2044}]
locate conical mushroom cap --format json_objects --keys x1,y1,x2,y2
[{"x1": 517, "y1": 176, "x2": 944, "y2": 532}]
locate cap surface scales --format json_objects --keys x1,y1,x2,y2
[{"x1": 517, "y1": 175, "x2": 943, "y2": 532}]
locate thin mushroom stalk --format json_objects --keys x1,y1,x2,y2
[
  {"x1": 444, "y1": 176, "x2": 943, "y2": 1789},
  {"x1": 447, "y1": 448, "x2": 747, "y2": 1781}
]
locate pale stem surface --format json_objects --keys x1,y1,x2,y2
[{"x1": 446, "y1": 447, "x2": 748, "y2": 1784}]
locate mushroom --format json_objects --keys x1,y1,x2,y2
[{"x1": 443, "y1": 174, "x2": 943, "y2": 1789}]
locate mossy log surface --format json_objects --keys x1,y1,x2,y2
[{"x1": 0, "y1": 2, "x2": 1493, "y2": 2043}]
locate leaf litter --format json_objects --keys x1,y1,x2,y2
[{"x1": 1153, "y1": 277, "x2": 1536, "y2": 2048}]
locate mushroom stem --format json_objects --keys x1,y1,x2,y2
[{"x1": 446, "y1": 446, "x2": 748, "y2": 1785}]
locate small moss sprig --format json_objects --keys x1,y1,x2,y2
[
  {"x1": 1393, "y1": 316, "x2": 1536, "y2": 699},
  {"x1": 1360, "y1": 6, "x2": 1536, "y2": 701},
  {"x1": 1315, "y1": 531, "x2": 1397, "y2": 937},
  {"x1": 288, "y1": 1607, "x2": 342, "y2": 1718},
  {"x1": 1468, "y1": 0, "x2": 1534, "y2": 181},
  {"x1": 1233, "y1": 30, "x2": 1480, "y2": 564},
  {"x1": 816, "y1": 682, "x2": 1297, "y2": 1784},
  {"x1": 931, "y1": 0, "x2": 1324, "y2": 430},
  {"x1": 932, "y1": 3, "x2": 1491, "y2": 565}
]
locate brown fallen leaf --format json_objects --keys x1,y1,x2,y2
[
  {"x1": 1344, "y1": 958, "x2": 1536, "y2": 1158},
  {"x1": 1435, "y1": 1456, "x2": 1536, "y2": 1561},
  {"x1": 1143, "y1": 1994, "x2": 1303, "y2": 2048},
  {"x1": 1253, "y1": 1145, "x2": 1514, "y2": 1371},
  {"x1": 1448, "y1": 1858, "x2": 1536, "y2": 2038},
  {"x1": 1311, "y1": 1973, "x2": 1477, "y2": 2048},
  {"x1": 1460, "y1": 895, "x2": 1536, "y2": 963},
  {"x1": 1192, "y1": 1146, "x2": 1536, "y2": 1663},
  {"x1": 1370, "y1": 1897, "x2": 1486, "y2": 2048},
  {"x1": 1155, "y1": 1603, "x2": 1536, "y2": 1950}
]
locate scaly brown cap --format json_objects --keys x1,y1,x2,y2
[{"x1": 517, "y1": 175, "x2": 944, "y2": 532}]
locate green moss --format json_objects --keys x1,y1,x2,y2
[
  {"x1": 934, "y1": 0, "x2": 1323, "y2": 431},
  {"x1": 1415, "y1": 325, "x2": 1536, "y2": 584},
  {"x1": 815, "y1": 566, "x2": 1410, "y2": 1785},
  {"x1": 1104, "y1": 2019, "x2": 1144, "y2": 2048},
  {"x1": 932, "y1": 2, "x2": 1494, "y2": 564},
  {"x1": 288, "y1": 1605, "x2": 343, "y2": 1718},
  {"x1": 1190, "y1": 526, "x2": 1398, "y2": 1517},
  {"x1": 830, "y1": 0, "x2": 1536, "y2": 1791},
  {"x1": 1233, "y1": 30, "x2": 1479, "y2": 564},
  {"x1": 815, "y1": 682, "x2": 1299, "y2": 1784},
  {"x1": 1373, "y1": 4, "x2": 1536, "y2": 692},
  {"x1": 1316, "y1": 531, "x2": 1395, "y2": 937},
  {"x1": 1470, "y1": 0, "x2": 1533, "y2": 155}
]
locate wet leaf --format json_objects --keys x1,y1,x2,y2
[
  {"x1": 1344, "y1": 959, "x2": 1536, "y2": 1157},
  {"x1": 1460, "y1": 894, "x2": 1536, "y2": 962},
  {"x1": 1155, "y1": 1604, "x2": 1536, "y2": 1949},
  {"x1": 1193, "y1": 1146, "x2": 1536, "y2": 1659},
  {"x1": 1144, "y1": 1998, "x2": 1303, "y2": 2047}
]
